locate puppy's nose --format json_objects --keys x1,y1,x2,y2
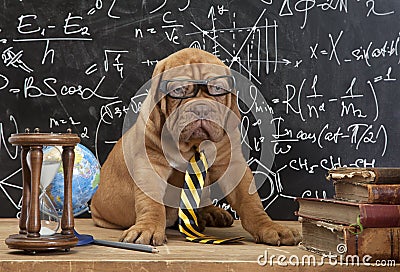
[{"x1": 191, "y1": 103, "x2": 211, "y2": 119}]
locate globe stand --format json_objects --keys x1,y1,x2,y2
[{"x1": 5, "y1": 128, "x2": 80, "y2": 253}]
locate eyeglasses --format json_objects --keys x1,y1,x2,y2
[{"x1": 159, "y1": 75, "x2": 236, "y2": 99}]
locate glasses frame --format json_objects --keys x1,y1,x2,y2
[{"x1": 158, "y1": 75, "x2": 236, "y2": 99}]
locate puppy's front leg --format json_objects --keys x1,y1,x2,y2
[
  {"x1": 119, "y1": 163, "x2": 170, "y2": 246},
  {"x1": 225, "y1": 167, "x2": 301, "y2": 246},
  {"x1": 119, "y1": 186, "x2": 166, "y2": 246}
]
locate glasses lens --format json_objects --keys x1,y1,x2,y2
[
  {"x1": 207, "y1": 76, "x2": 233, "y2": 95},
  {"x1": 166, "y1": 81, "x2": 196, "y2": 98}
]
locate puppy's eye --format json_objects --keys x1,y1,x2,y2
[
  {"x1": 167, "y1": 82, "x2": 195, "y2": 98},
  {"x1": 209, "y1": 84, "x2": 226, "y2": 93},
  {"x1": 208, "y1": 79, "x2": 229, "y2": 95},
  {"x1": 171, "y1": 87, "x2": 186, "y2": 96}
]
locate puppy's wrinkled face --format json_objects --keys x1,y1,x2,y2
[{"x1": 159, "y1": 64, "x2": 235, "y2": 144}]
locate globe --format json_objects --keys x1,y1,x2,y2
[{"x1": 44, "y1": 144, "x2": 100, "y2": 217}]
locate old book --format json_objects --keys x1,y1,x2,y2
[
  {"x1": 334, "y1": 181, "x2": 400, "y2": 204},
  {"x1": 299, "y1": 217, "x2": 400, "y2": 261},
  {"x1": 296, "y1": 198, "x2": 400, "y2": 227},
  {"x1": 327, "y1": 167, "x2": 400, "y2": 184}
]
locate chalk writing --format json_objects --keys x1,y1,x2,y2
[
  {"x1": 2, "y1": 47, "x2": 33, "y2": 73},
  {"x1": 104, "y1": 50, "x2": 129, "y2": 78},
  {"x1": 0, "y1": 115, "x2": 18, "y2": 160}
]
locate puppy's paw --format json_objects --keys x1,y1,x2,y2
[
  {"x1": 119, "y1": 223, "x2": 166, "y2": 246},
  {"x1": 253, "y1": 222, "x2": 301, "y2": 246},
  {"x1": 198, "y1": 205, "x2": 234, "y2": 230}
]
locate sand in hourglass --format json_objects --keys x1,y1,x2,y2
[
  {"x1": 40, "y1": 161, "x2": 60, "y2": 189},
  {"x1": 39, "y1": 160, "x2": 61, "y2": 236}
]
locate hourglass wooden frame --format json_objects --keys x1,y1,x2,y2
[{"x1": 5, "y1": 129, "x2": 80, "y2": 253}]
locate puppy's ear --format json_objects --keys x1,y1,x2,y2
[
  {"x1": 229, "y1": 91, "x2": 241, "y2": 120},
  {"x1": 225, "y1": 90, "x2": 241, "y2": 132},
  {"x1": 146, "y1": 59, "x2": 167, "y2": 133},
  {"x1": 224, "y1": 70, "x2": 241, "y2": 132},
  {"x1": 150, "y1": 58, "x2": 166, "y2": 103}
]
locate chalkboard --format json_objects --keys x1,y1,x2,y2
[{"x1": 1, "y1": 0, "x2": 399, "y2": 220}]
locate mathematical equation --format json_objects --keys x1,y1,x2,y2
[{"x1": 0, "y1": 0, "x2": 399, "y2": 218}]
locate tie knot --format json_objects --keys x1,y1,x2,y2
[{"x1": 189, "y1": 150, "x2": 208, "y2": 175}]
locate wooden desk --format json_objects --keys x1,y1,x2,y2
[{"x1": 0, "y1": 218, "x2": 397, "y2": 271}]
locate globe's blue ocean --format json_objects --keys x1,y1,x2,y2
[{"x1": 44, "y1": 144, "x2": 100, "y2": 216}]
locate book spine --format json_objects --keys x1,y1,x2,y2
[
  {"x1": 374, "y1": 168, "x2": 400, "y2": 183},
  {"x1": 345, "y1": 228, "x2": 400, "y2": 260},
  {"x1": 360, "y1": 205, "x2": 400, "y2": 227},
  {"x1": 367, "y1": 185, "x2": 400, "y2": 204}
]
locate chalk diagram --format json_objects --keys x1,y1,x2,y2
[{"x1": 0, "y1": 168, "x2": 23, "y2": 217}]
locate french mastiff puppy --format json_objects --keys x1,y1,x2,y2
[{"x1": 91, "y1": 48, "x2": 301, "y2": 246}]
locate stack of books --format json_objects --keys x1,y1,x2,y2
[{"x1": 296, "y1": 167, "x2": 400, "y2": 261}]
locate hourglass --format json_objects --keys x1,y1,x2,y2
[
  {"x1": 5, "y1": 128, "x2": 80, "y2": 253},
  {"x1": 27, "y1": 146, "x2": 62, "y2": 236}
]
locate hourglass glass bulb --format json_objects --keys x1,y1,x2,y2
[{"x1": 27, "y1": 146, "x2": 62, "y2": 236}]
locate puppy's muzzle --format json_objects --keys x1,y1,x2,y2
[
  {"x1": 177, "y1": 101, "x2": 224, "y2": 142},
  {"x1": 188, "y1": 103, "x2": 214, "y2": 119}
]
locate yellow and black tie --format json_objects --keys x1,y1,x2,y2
[{"x1": 178, "y1": 149, "x2": 244, "y2": 244}]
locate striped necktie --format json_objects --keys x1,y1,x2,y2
[{"x1": 178, "y1": 149, "x2": 244, "y2": 244}]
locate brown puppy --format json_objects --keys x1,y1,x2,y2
[{"x1": 91, "y1": 48, "x2": 301, "y2": 246}]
